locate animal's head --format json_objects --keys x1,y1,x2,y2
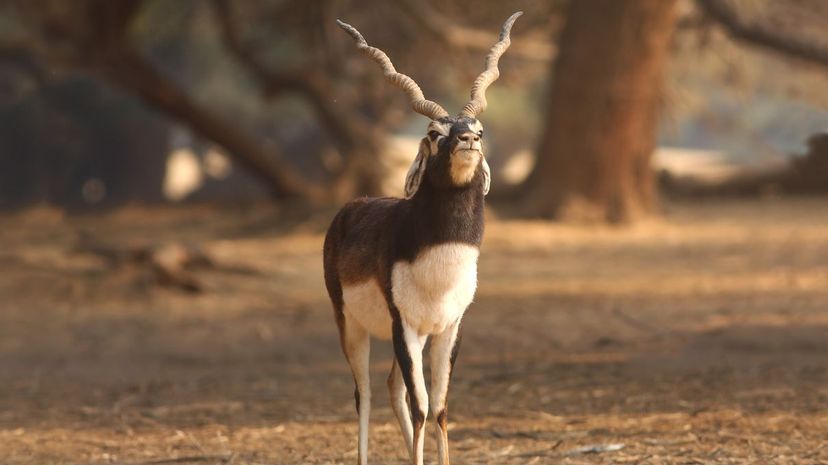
[
  {"x1": 406, "y1": 116, "x2": 488, "y2": 198},
  {"x1": 337, "y1": 12, "x2": 522, "y2": 198}
]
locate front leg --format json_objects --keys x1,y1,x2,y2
[
  {"x1": 430, "y1": 322, "x2": 462, "y2": 465},
  {"x1": 387, "y1": 359, "x2": 414, "y2": 459},
  {"x1": 392, "y1": 316, "x2": 429, "y2": 465}
]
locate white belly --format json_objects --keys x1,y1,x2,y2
[{"x1": 341, "y1": 243, "x2": 479, "y2": 339}]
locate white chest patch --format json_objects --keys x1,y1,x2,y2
[
  {"x1": 392, "y1": 243, "x2": 479, "y2": 335},
  {"x1": 341, "y1": 243, "x2": 480, "y2": 339}
]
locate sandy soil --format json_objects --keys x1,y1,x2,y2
[{"x1": 1, "y1": 198, "x2": 827, "y2": 465}]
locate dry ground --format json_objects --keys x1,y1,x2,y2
[{"x1": 1, "y1": 198, "x2": 827, "y2": 465}]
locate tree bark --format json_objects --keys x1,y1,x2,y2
[
  {"x1": 11, "y1": 0, "x2": 325, "y2": 202},
  {"x1": 100, "y1": 50, "x2": 325, "y2": 201},
  {"x1": 697, "y1": 0, "x2": 828, "y2": 70},
  {"x1": 210, "y1": 0, "x2": 384, "y2": 200},
  {"x1": 521, "y1": 0, "x2": 677, "y2": 222}
]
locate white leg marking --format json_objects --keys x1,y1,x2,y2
[
  {"x1": 399, "y1": 323, "x2": 429, "y2": 465},
  {"x1": 343, "y1": 316, "x2": 371, "y2": 465},
  {"x1": 388, "y1": 360, "x2": 414, "y2": 460},
  {"x1": 430, "y1": 322, "x2": 461, "y2": 465}
]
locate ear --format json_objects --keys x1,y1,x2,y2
[
  {"x1": 481, "y1": 155, "x2": 491, "y2": 196},
  {"x1": 404, "y1": 138, "x2": 430, "y2": 198}
]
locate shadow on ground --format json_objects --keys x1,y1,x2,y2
[{"x1": 1, "y1": 199, "x2": 827, "y2": 464}]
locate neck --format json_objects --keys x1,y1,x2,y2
[{"x1": 407, "y1": 178, "x2": 485, "y2": 247}]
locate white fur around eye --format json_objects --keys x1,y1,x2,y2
[
  {"x1": 426, "y1": 121, "x2": 450, "y2": 155},
  {"x1": 427, "y1": 121, "x2": 450, "y2": 137},
  {"x1": 468, "y1": 120, "x2": 483, "y2": 134},
  {"x1": 429, "y1": 135, "x2": 443, "y2": 154}
]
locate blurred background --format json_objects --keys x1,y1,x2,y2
[
  {"x1": 1, "y1": 1, "x2": 828, "y2": 464},
  {"x1": 1, "y1": 0, "x2": 826, "y2": 218}
]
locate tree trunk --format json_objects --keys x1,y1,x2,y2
[
  {"x1": 101, "y1": 50, "x2": 325, "y2": 201},
  {"x1": 521, "y1": 0, "x2": 676, "y2": 223},
  {"x1": 210, "y1": 0, "x2": 386, "y2": 201}
]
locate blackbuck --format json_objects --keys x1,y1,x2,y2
[{"x1": 324, "y1": 12, "x2": 522, "y2": 465}]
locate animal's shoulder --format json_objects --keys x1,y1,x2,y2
[
  {"x1": 324, "y1": 197, "x2": 412, "y2": 273},
  {"x1": 338, "y1": 197, "x2": 404, "y2": 229}
]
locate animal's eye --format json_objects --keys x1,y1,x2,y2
[
  {"x1": 428, "y1": 130, "x2": 441, "y2": 141},
  {"x1": 478, "y1": 130, "x2": 484, "y2": 138}
]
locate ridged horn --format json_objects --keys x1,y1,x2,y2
[
  {"x1": 458, "y1": 11, "x2": 523, "y2": 118},
  {"x1": 337, "y1": 19, "x2": 449, "y2": 121}
]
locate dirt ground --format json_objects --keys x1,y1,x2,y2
[{"x1": 1, "y1": 198, "x2": 827, "y2": 465}]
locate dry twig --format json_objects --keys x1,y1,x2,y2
[{"x1": 121, "y1": 454, "x2": 234, "y2": 465}]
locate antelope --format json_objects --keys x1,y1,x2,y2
[{"x1": 324, "y1": 12, "x2": 521, "y2": 465}]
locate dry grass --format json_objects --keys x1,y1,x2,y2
[{"x1": 1, "y1": 198, "x2": 827, "y2": 464}]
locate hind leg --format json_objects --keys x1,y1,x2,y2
[{"x1": 340, "y1": 314, "x2": 371, "y2": 465}]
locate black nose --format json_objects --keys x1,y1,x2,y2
[{"x1": 458, "y1": 133, "x2": 480, "y2": 142}]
